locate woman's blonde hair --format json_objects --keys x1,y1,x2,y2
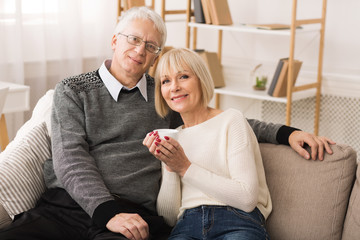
[{"x1": 154, "y1": 48, "x2": 214, "y2": 118}]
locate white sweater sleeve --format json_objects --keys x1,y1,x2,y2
[
  {"x1": 156, "y1": 162, "x2": 182, "y2": 226},
  {"x1": 181, "y1": 114, "x2": 259, "y2": 212}
]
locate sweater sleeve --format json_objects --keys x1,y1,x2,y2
[
  {"x1": 156, "y1": 162, "x2": 181, "y2": 226},
  {"x1": 182, "y1": 115, "x2": 260, "y2": 213},
  {"x1": 247, "y1": 119, "x2": 298, "y2": 145},
  {"x1": 51, "y1": 83, "x2": 114, "y2": 223}
]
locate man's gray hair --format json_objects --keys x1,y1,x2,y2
[{"x1": 114, "y1": 7, "x2": 167, "y2": 50}]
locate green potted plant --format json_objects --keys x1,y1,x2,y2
[{"x1": 253, "y1": 75, "x2": 267, "y2": 90}]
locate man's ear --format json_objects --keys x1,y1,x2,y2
[{"x1": 111, "y1": 35, "x2": 117, "y2": 51}]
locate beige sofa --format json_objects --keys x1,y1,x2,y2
[{"x1": 0, "y1": 90, "x2": 359, "y2": 239}]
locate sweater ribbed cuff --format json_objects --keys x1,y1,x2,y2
[
  {"x1": 276, "y1": 125, "x2": 300, "y2": 146},
  {"x1": 92, "y1": 200, "x2": 123, "y2": 228}
]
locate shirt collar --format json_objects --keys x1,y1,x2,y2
[{"x1": 99, "y1": 59, "x2": 148, "y2": 102}]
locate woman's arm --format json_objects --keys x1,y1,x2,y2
[{"x1": 156, "y1": 162, "x2": 181, "y2": 226}]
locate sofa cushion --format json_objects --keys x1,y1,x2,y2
[
  {"x1": 14, "y1": 89, "x2": 53, "y2": 140},
  {"x1": 0, "y1": 122, "x2": 51, "y2": 222},
  {"x1": 342, "y1": 158, "x2": 360, "y2": 240},
  {"x1": 260, "y1": 143, "x2": 356, "y2": 240},
  {"x1": 4, "y1": 89, "x2": 53, "y2": 157}
]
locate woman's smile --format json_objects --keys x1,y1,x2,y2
[{"x1": 171, "y1": 94, "x2": 189, "y2": 102}]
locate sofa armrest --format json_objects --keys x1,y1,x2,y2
[
  {"x1": 260, "y1": 143, "x2": 357, "y2": 240},
  {"x1": 342, "y1": 156, "x2": 360, "y2": 240}
]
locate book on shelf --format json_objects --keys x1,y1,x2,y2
[
  {"x1": 272, "y1": 59, "x2": 303, "y2": 97},
  {"x1": 194, "y1": 0, "x2": 205, "y2": 23},
  {"x1": 201, "y1": 0, "x2": 212, "y2": 24},
  {"x1": 271, "y1": 59, "x2": 289, "y2": 96},
  {"x1": 196, "y1": 49, "x2": 225, "y2": 88},
  {"x1": 267, "y1": 58, "x2": 285, "y2": 96},
  {"x1": 207, "y1": 0, "x2": 232, "y2": 25},
  {"x1": 245, "y1": 23, "x2": 302, "y2": 30}
]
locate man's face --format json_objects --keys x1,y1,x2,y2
[{"x1": 111, "y1": 18, "x2": 162, "y2": 83}]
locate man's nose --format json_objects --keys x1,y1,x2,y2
[{"x1": 135, "y1": 42, "x2": 146, "y2": 55}]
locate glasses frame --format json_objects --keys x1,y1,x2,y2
[{"x1": 117, "y1": 33, "x2": 161, "y2": 54}]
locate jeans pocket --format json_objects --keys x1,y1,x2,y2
[{"x1": 227, "y1": 207, "x2": 264, "y2": 227}]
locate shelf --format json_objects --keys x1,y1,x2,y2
[
  {"x1": 214, "y1": 81, "x2": 316, "y2": 103},
  {"x1": 185, "y1": 0, "x2": 326, "y2": 135},
  {"x1": 188, "y1": 22, "x2": 321, "y2": 36}
]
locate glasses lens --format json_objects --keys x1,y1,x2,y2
[
  {"x1": 127, "y1": 35, "x2": 141, "y2": 45},
  {"x1": 145, "y1": 43, "x2": 158, "y2": 53},
  {"x1": 122, "y1": 34, "x2": 160, "y2": 54}
]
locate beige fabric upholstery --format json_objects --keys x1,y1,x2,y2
[
  {"x1": 260, "y1": 143, "x2": 357, "y2": 240},
  {"x1": 342, "y1": 160, "x2": 360, "y2": 240}
]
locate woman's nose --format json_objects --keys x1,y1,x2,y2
[{"x1": 170, "y1": 81, "x2": 180, "y2": 91}]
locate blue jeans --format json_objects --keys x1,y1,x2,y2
[{"x1": 168, "y1": 205, "x2": 269, "y2": 240}]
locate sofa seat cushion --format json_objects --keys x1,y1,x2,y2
[
  {"x1": 0, "y1": 122, "x2": 51, "y2": 222},
  {"x1": 260, "y1": 143, "x2": 357, "y2": 240}
]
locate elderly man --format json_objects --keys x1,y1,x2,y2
[{"x1": 0, "y1": 6, "x2": 334, "y2": 240}]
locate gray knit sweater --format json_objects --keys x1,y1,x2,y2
[{"x1": 50, "y1": 71, "x2": 171, "y2": 220}]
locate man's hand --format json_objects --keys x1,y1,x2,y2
[
  {"x1": 289, "y1": 130, "x2": 336, "y2": 160},
  {"x1": 106, "y1": 213, "x2": 149, "y2": 240}
]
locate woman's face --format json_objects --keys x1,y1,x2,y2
[{"x1": 160, "y1": 66, "x2": 203, "y2": 115}]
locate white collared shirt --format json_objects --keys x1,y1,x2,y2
[{"x1": 99, "y1": 59, "x2": 148, "y2": 102}]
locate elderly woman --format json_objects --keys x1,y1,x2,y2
[{"x1": 143, "y1": 48, "x2": 271, "y2": 239}]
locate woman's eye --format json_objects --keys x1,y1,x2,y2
[
  {"x1": 180, "y1": 74, "x2": 189, "y2": 79},
  {"x1": 161, "y1": 79, "x2": 170, "y2": 85}
]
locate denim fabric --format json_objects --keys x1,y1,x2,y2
[{"x1": 168, "y1": 205, "x2": 269, "y2": 240}]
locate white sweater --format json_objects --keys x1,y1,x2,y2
[{"x1": 156, "y1": 108, "x2": 272, "y2": 226}]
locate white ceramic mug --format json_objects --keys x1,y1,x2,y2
[{"x1": 154, "y1": 129, "x2": 179, "y2": 140}]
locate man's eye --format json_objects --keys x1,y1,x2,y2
[
  {"x1": 146, "y1": 43, "x2": 156, "y2": 51},
  {"x1": 129, "y1": 36, "x2": 140, "y2": 43}
]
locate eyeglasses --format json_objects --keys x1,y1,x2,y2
[{"x1": 117, "y1": 33, "x2": 161, "y2": 54}]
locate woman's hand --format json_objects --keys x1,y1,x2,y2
[
  {"x1": 143, "y1": 131, "x2": 191, "y2": 176},
  {"x1": 143, "y1": 131, "x2": 159, "y2": 154}
]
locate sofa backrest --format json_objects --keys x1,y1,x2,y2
[
  {"x1": 342, "y1": 159, "x2": 360, "y2": 240},
  {"x1": 260, "y1": 143, "x2": 357, "y2": 240}
]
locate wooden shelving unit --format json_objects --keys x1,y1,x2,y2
[
  {"x1": 117, "y1": 0, "x2": 155, "y2": 18},
  {"x1": 185, "y1": 0, "x2": 327, "y2": 135}
]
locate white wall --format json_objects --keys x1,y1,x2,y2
[{"x1": 160, "y1": 0, "x2": 360, "y2": 98}]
